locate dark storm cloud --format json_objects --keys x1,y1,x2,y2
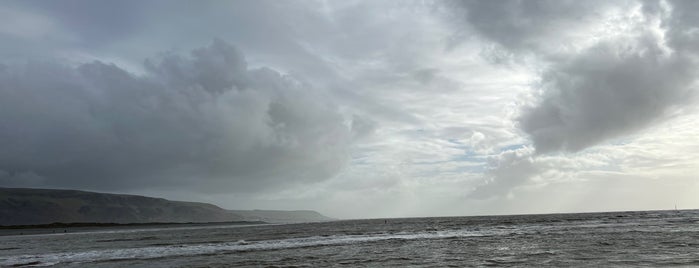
[{"x1": 0, "y1": 40, "x2": 361, "y2": 192}]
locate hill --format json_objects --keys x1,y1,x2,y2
[
  {"x1": 229, "y1": 209, "x2": 333, "y2": 223},
  {"x1": 0, "y1": 187, "x2": 333, "y2": 226}
]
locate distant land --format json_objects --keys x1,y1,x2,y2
[{"x1": 0, "y1": 187, "x2": 334, "y2": 226}]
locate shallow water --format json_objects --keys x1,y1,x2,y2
[{"x1": 2, "y1": 210, "x2": 699, "y2": 267}]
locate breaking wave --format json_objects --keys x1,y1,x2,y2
[{"x1": 0, "y1": 229, "x2": 486, "y2": 266}]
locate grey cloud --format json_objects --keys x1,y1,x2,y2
[
  {"x1": 459, "y1": 0, "x2": 699, "y2": 199},
  {"x1": 450, "y1": 0, "x2": 699, "y2": 154},
  {"x1": 519, "y1": 1, "x2": 699, "y2": 153},
  {"x1": 469, "y1": 147, "x2": 538, "y2": 199},
  {"x1": 450, "y1": 0, "x2": 616, "y2": 53},
  {"x1": 2, "y1": 0, "x2": 428, "y2": 127},
  {"x1": 6, "y1": 0, "x2": 148, "y2": 47},
  {"x1": 0, "y1": 40, "x2": 357, "y2": 193},
  {"x1": 520, "y1": 37, "x2": 696, "y2": 153},
  {"x1": 662, "y1": 0, "x2": 699, "y2": 51}
]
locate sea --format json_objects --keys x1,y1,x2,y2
[{"x1": 1, "y1": 210, "x2": 698, "y2": 267}]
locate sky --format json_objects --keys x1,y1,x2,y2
[{"x1": 1, "y1": 0, "x2": 698, "y2": 219}]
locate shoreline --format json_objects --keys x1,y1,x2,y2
[
  {"x1": 0, "y1": 220, "x2": 267, "y2": 230},
  {"x1": 0, "y1": 221, "x2": 268, "y2": 237}
]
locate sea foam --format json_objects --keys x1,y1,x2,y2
[{"x1": 0, "y1": 229, "x2": 488, "y2": 266}]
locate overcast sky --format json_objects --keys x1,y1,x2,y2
[{"x1": 1, "y1": 0, "x2": 698, "y2": 219}]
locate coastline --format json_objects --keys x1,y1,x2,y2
[{"x1": 0, "y1": 221, "x2": 268, "y2": 237}]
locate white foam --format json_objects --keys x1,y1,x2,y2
[{"x1": 0, "y1": 229, "x2": 485, "y2": 266}]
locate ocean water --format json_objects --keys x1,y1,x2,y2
[{"x1": 1, "y1": 210, "x2": 699, "y2": 267}]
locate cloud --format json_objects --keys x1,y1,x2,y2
[
  {"x1": 457, "y1": 0, "x2": 699, "y2": 198},
  {"x1": 3, "y1": 0, "x2": 699, "y2": 216},
  {"x1": 662, "y1": 0, "x2": 699, "y2": 53},
  {"x1": 449, "y1": 0, "x2": 623, "y2": 55},
  {"x1": 520, "y1": 35, "x2": 696, "y2": 153},
  {"x1": 452, "y1": 0, "x2": 698, "y2": 154},
  {"x1": 0, "y1": 40, "x2": 360, "y2": 193},
  {"x1": 518, "y1": 1, "x2": 699, "y2": 153},
  {"x1": 6, "y1": 0, "x2": 147, "y2": 47},
  {"x1": 468, "y1": 146, "x2": 538, "y2": 199}
]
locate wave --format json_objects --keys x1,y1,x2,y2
[{"x1": 0, "y1": 229, "x2": 487, "y2": 266}]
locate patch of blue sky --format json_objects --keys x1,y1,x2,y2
[
  {"x1": 446, "y1": 138, "x2": 464, "y2": 145},
  {"x1": 608, "y1": 137, "x2": 632, "y2": 147},
  {"x1": 450, "y1": 152, "x2": 486, "y2": 162},
  {"x1": 499, "y1": 143, "x2": 527, "y2": 152}
]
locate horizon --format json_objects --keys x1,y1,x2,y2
[
  {"x1": 1, "y1": 0, "x2": 699, "y2": 219},
  {"x1": 1, "y1": 186, "x2": 693, "y2": 221}
]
